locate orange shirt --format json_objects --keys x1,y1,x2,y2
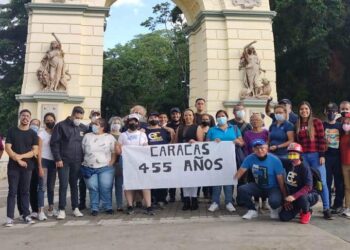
[{"x1": 340, "y1": 134, "x2": 350, "y2": 165}]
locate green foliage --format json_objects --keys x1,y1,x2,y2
[
  {"x1": 0, "y1": 0, "x2": 30, "y2": 135},
  {"x1": 271, "y1": 0, "x2": 350, "y2": 113}
]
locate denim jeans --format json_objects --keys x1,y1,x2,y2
[
  {"x1": 302, "y1": 152, "x2": 330, "y2": 210},
  {"x1": 212, "y1": 185, "x2": 233, "y2": 205},
  {"x1": 279, "y1": 192, "x2": 319, "y2": 221},
  {"x1": 7, "y1": 166, "x2": 32, "y2": 219},
  {"x1": 38, "y1": 158, "x2": 56, "y2": 208},
  {"x1": 325, "y1": 154, "x2": 344, "y2": 208},
  {"x1": 238, "y1": 183, "x2": 282, "y2": 210},
  {"x1": 84, "y1": 166, "x2": 115, "y2": 212},
  {"x1": 17, "y1": 166, "x2": 38, "y2": 215},
  {"x1": 57, "y1": 161, "x2": 81, "y2": 210}
]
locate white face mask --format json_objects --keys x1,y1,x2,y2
[
  {"x1": 73, "y1": 119, "x2": 81, "y2": 126},
  {"x1": 236, "y1": 110, "x2": 245, "y2": 119},
  {"x1": 111, "y1": 123, "x2": 121, "y2": 132}
]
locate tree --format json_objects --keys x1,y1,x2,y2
[
  {"x1": 270, "y1": 0, "x2": 350, "y2": 113},
  {"x1": 0, "y1": 0, "x2": 30, "y2": 135}
]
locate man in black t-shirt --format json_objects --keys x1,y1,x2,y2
[
  {"x1": 194, "y1": 98, "x2": 216, "y2": 127},
  {"x1": 5, "y1": 109, "x2": 39, "y2": 227}
]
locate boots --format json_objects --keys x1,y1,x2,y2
[
  {"x1": 182, "y1": 197, "x2": 191, "y2": 211},
  {"x1": 191, "y1": 197, "x2": 199, "y2": 210}
]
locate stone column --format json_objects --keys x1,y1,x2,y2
[{"x1": 16, "y1": 0, "x2": 109, "y2": 121}]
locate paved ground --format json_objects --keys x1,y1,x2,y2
[{"x1": 0, "y1": 179, "x2": 350, "y2": 250}]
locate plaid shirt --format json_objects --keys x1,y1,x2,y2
[{"x1": 297, "y1": 118, "x2": 326, "y2": 157}]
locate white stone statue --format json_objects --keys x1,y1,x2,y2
[
  {"x1": 37, "y1": 33, "x2": 70, "y2": 92},
  {"x1": 239, "y1": 41, "x2": 268, "y2": 99}
]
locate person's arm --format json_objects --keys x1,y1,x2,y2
[
  {"x1": 277, "y1": 131, "x2": 295, "y2": 149},
  {"x1": 109, "y1": 152, "x2": 117, "y2": 166},
  {"x1": 37, "y1": 137, "x2": 44, "y2": 177},
  {"x1": 265, "y1": 97, "x2": 273, "y2": 117},
  {"x1": 235, "y1": 167, "x2": 247, "y2": 180},
  {"x1": 50, "y1": 123, "x2": 63, "y2": 168},
  {"x1": 174, "y1": 127, "x2": 179, "y2": 143},
  {"x1": 163, "y1": 126, "x2": 175, "y2": 143},
  {"x1": 314, "y1": 119, "x2": 326, "y2": 165},
  {"x1": 196, "y1": 126, "x2": 204, "y2": 142},
  {"x1": 235, "y1": 136, "x2": 244, "y2": 147},
  {"x1": 277, "y1": 174, "x2": 288, "y2": 198}
]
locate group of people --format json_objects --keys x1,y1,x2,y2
[{"x1": 1, "y1": 97, "x2": 350, "y2": 227}]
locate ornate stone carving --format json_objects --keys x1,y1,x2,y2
[
  {"x1": 232, "y1": 0, "x2": 262, "y2": 9},
  {"x1": 239, "y1": 41, "x2": 270, "y2": 99},
  {"x1": 37, "y1": 33, "x2": 71, "y2": 92}
]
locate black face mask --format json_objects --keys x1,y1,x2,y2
[
  {"x1": 201, "y1": 121, "x2": 210, "y2": 127},
  {"x1": 45, "y1": 122, "x2": 55, "y2": 129},
  {"x1": 149, "y1": 120, "x2": 159, "y2": 126},
  {"x1": 327, "y1": 112, "x2": 336, "y2": 121},
  {"x1": 341, "y1": 111, "x2": 349, "y2": 117},
  {"x1": 257, "y1": 155, "x2": 268, "y2": 161},
  {"x1": 128, "y1": 123, "x2": 138, "y2": 131}
]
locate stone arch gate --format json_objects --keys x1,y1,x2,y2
[{"x1": 16, "y1": 0, "x2": 277, "y2": 121}]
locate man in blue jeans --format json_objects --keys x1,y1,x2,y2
[{"x1": 235, "y1": 139, "x2": 287, "y2": 220}]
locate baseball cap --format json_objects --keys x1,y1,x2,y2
[
  {"x1": 127, "y1": 114, "x2": 140, "y2": 121},
  {"x1": 170, "y1": 107, "x2": 181, "y2": 113},
  {"x1": 148, "y1": 111, "x2": 159, "y2": 118},
  {"x1": 278, "y1": 99, "x2": 292, "y2": 105},
  {"x1": 251, "y1": 139, "x2": 267, "y2": 148},
  {"x1": 326, "y1": 102, "x2": 338, "y2": 112}
]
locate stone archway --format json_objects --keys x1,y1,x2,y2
[{"x1": 17, "y1": 0, "x2": 277, "y2": 121}]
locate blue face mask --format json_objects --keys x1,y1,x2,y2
[
  {"x1": 217, "y1": 117, "x2": 227, "y2": 126},
  {"x1": 275, "y1": 114, "x2": 285, "y2": 122},
  {"x1": 30, "y1": 125, "x2": 39, "y2": 134},
  {"x1": 92, "y1": 125, "x2": 99, "y2": 134}
]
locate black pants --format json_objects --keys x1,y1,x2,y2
[
  {"x1": 58, "y1": 162, "x2": 80, "y2": 210},
  {"x1": 7, "y1": 166, "x2": 32, "y2": 219},
  {"x1": 79, "y1": 173, "x2": 86, "y2": 206},
  {"x1": 279, "y1": 193, "x2": 319, "y2": 222},
  {"x1": 152, "y1": 189, "x2": 168, "y2": 203},
  {"x1": 17, "y1": 167, "x2": 39, "y2": 215},
  {"x1": 325, "y1": 154, "x2": 344, "y2": 208}
]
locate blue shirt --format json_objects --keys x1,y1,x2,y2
[
  {"x1": 269, "y1": 121, "x2": 294, "y2": 156},
  {"x1": 207, "y1": 124, "x2": 241, "y2": 141},
  {"x1": 241, "y1": 153, "x2": 284, "y2": 189}
]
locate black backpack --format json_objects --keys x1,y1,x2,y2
[{"x1": 310, "y1": 167, "x2": 323, "y2": 193}]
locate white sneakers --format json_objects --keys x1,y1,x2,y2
[
  {"x1": 38, "y1": 211, "x2": 48, "y2": 221},
  {"x1": 342, "y1": 208, "x2": 350, "y2": 218},
  {"x1": 270, "y1": 207, "x2": 281, "y2": 219},
  {"x1": 208, "y1": 202, "x2": 236, "y2": 212},
  {"x1": 73, "y1": 208, "x2": 84, "y2": 217},
  {"x1": 5, "y1": 217, "x2": 14, "y2": 227},
  {"x1": 208, "y1": 202, "x2": 219, "y2": 212},
  {"x1": 226, "y1": 202, "x2": 236, "y2": 212},
  {"x1": 30, "y1": 212, "x2": 38, "y2": 220},
  {"x1": 47, "y1": 208, "x2": 59, "y2": 217},
  {"x1": 242, "y1": 210, "x2": 258, "y2": 220},
  {"x1": 57, "y1": 210, "x2": 66, "y2": 220}
]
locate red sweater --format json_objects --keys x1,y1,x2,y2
[
  {"x1": 296, "y1": 118, "x2": 326, "y2": 157},
  {"x1": 340, "y1": 134, "x2": 350, "y2": 165}
]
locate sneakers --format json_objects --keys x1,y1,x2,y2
[
  {"x1": 261, "y1": 201, "x2": 270, "y2": 210},
  {"x1": 105, "y1": 209, "x2": 114, "y2": 215},
  {"x1": 57, "y1": 210, "x2": 66, "y2": 220},
  {"x1": 30, "y1": 212, "x2": 38, "y2": 220},
  {"x1": 127, "y1": 206, "x2": 134, "y2": 215},
  {"x1": 38, "y1": 211, "x2": 47, "y2": 221},
  {"x1": 323, "y1": 209, "x2": 333, "y2": 220},
  {"x1": 47, "y1": 208, "x2": 59, "y2": 217},
  {"x1": 4, "y1": 217, "x2": 14, "y2": 227},
  {"x1": 91, "y1": 211, "x2": 98, "y2": 216},
  {"x1": 270, "y1": 207, "x2": 281, "y2": 219},
  {"x1": 331, "y1": 206, "x2": 344, "y2": 214},
  {"x1": 255, "y1": 201, "x2": 260, "y2": 211},
  {"x1": 73, "y1": 208, "x2": 83, "y2": 217},
  {"x1": 300, "y1": 211, "x2": 311, "y2": 224},
  {"x1": 144, "y1": 207, "x2": 155, "y2": 216},
  {"x1": 226, "y1": 202, "x2": 236, "y2": 212},
  {"x1": 208, "y1": 202, "x2": 219, "y2": 212},
  {"x1": 341, "y1": 208, "x2": 350, "y2": 218},
  {"x1": 25, "y1": 216, "x2": 35, "y2": 225},
  {"x1": 242, "y1": 209, "x2": 258, "y2": 220}
]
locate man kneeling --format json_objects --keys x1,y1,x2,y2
[
  {"x1": 279, "y1": 143, "x2": 319, "y2": 224},
  {"x1": 235, "y1": 139, "x2": 287, "y2": 220}
]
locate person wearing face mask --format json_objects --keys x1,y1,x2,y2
[
  {"x1": 279, "y1": 143, "x2": 319, "y2": 224},
  {"x1": 50, "y1": 106, "x2": 88, "y2": 220},
  {"x1": 109, "y1": 116, "x2": 124, "y2": 211},
  {"x1": 36, "y1": 113, "x2": 58, "y2": 219},
  {"x1": 145, "y1": 112, "x2": 172, "y2": 208},
  {"x1": 340, "y1": 113, "x2": 350, "y2": 218},
  {"x1": 235, "y1": 139, "x2": 287, "y2": 220},
  {"x1": 88, "y1": 110, "x2": 101, "y2": 132},
  {"x1": 336, "y1": 100, "x2": 350, "y2": 122},
  {"x1": 5, "y1": 109, "x2": 39, "y2": 227},
  {"x1": 207, "y1": 110, "x2": 244, "y2": 212},
  {"x1": 268, "y1": 105, "x2": 294, "y2": 159},
  {"x1": 228, "y1": 103, "x2": 252, "y2": 136},
  {"x1": 81, "y1": 118, "x2": 116, "y2": 216},
  {"x1": 265, "y1": 98, "x2": 298, "y2": 125},
  {"x1": 194, "y1": 98, "x2": 216, "y2": 127},
  {"x1": 322, "y1": 103, "x2": 344, "y2": 214},
  {"x1": 116, "y1": 114, "x2": 153, "y2": 215}
]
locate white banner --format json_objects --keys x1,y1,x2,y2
[{"x1": 123, "y1": 141, "x2": 237, "y2": 190}]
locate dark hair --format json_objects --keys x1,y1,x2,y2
[
  {"x1": 159, "y1": 112, "x2": 168, "y2": 117},
  {"x1": 19, "y1": 109, "x2": 31, "y2": 116},
  {"x1": 274, "y1": 105, "x2": 287, "y2": 113},
  {"x1": 195, "y1": 98, "x2": 206, "y2": 104},
  {"x1": 233, "y1": 103, "x2": 244, "y2": 112},
  {"x1": 296, "y1": 101, "x2": 315, "y2": 140},
  {"x1": 182, "y1": 108, "x2": 196, "y2": 125},
  {"x1": 215, "y1": 109, "x2": 229, "y2": 118},
  {"x1": 44, "y1": 112, "x2": 56, "y2": 121},
  {"x1": 96, "y1": 118, "x2": 107, "y2": 133},
  {"x1": 72, "y1": 106, "x2": 85, "y2": 115},
  {"x1": 30, "y1": 119, "x2": 41, "y2": 126}
]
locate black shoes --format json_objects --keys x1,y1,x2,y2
[
  {"x1": 191, "y1": 198, "x2": 199, "y2": 210},
  {"x1": 323, "y1": 209, "x2": 333, "y2": 220},
  {"x1": 91, "y1": 210, "x2": 98, "y2": 216},
  {"x1": 182, "y1": 197, "x2": 191, "y2": 211}
]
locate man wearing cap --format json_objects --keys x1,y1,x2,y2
[
  {"x1": 235, "y1": 139, "x2": 287, "y2": 220},
  {"x1": 323, "y1": 102, "x2": 344, "y2": 213},
  {"x1": 194, "y1": 98, "x2": 215, "y2": 127},
  {"x1": 265, "y1": 98, "x2": 298, "y2": 125}
]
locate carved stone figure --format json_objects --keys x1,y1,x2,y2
[
  {"x1": 239, "y1": 41, "x2": 266, "y2": 98},
  {"x1": 37, "y1": 33, "x2": 70, "y2": 91},
  {"x1": 232, "y1": 0, "x2": 262, "y2": 9}
]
